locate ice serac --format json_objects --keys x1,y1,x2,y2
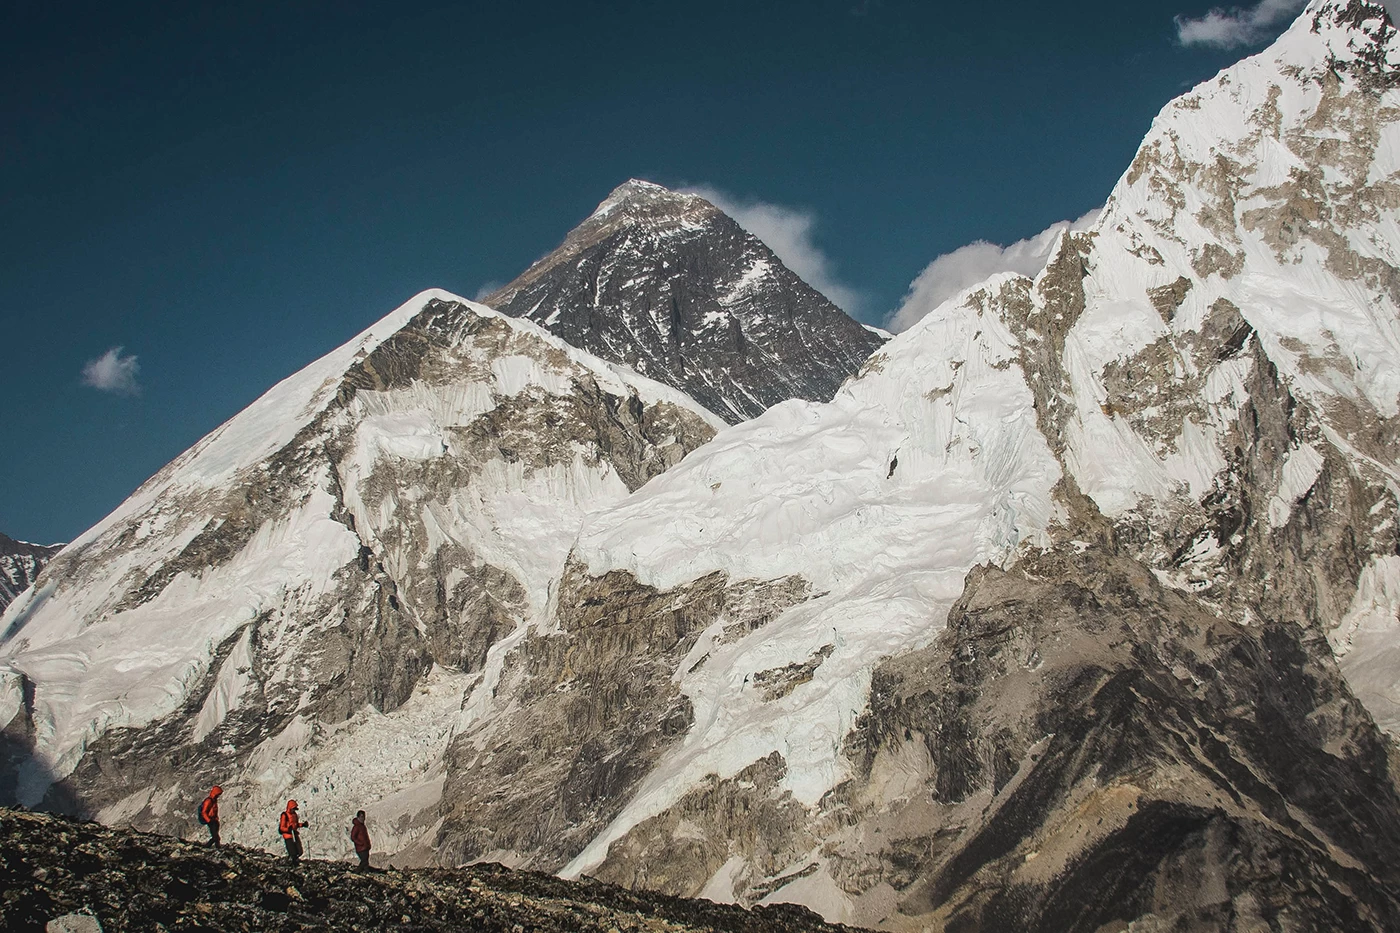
[
  {"x1": 434, "y1": 2, "x2": 1400, "y2": 928},
  {"x1": 483, "y1": 180, "x2": 887, "y2": 424},
  {"x1": 0, "y1": 288, "x2": 719, "y2": 857},
  {"x1": 0, "y1": 534, "x2": 61, "y2": 613}
]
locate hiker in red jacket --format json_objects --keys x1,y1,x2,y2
[
  {"x1": 279, "y1": 799, "x2": 308, "y2": 863},
  {"x1": 199, "y1": 786, "x2": 222, "y2": 847},
  {"x1": 350, "y1": 810, "x2": 372, "y2": 870}
]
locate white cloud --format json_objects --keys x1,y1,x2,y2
[
  {"x1": 1174, "y1": 0, "x2": 1306, "y2": 49},
  {"x1": 886, "y1": 209, "x2": 1101, "y2": 333},
  {"x1": 81, "y1": 346, "x2": 140, "y2": 395},
  {"x1": 686, "y1": 186, "x2": 864, "y2": 313},
  {"x1": 473, "y1": 281, "x2": 503, "y2": 302}
]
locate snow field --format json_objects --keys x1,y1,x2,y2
[
  {"x1": 1, "y1": 482, "x2": 359, "y2": 799},
  {"x1": 565, "y1": 276, "x2": 1062, "y2": 876}
]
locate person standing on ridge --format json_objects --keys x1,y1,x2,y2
[
  {"x1": 198, "y1": 786, "x2": 222, "y2": 847},
  {"x1": 350, "y1": 810, "x2": 372, "y2": 871},
  {"x1": 279, "y1": 799, "x2": 308, "y2": 863}
]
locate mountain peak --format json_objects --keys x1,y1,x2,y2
[
  {"x1": 483, "y1": 181, "x2": 884, "y2": 422},
  {"x1": 586, "y1": 179, "x2": 714, "y2": 226}
]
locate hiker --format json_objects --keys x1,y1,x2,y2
[
  {"x1": 350, "y1": 810, "x2": 372, "y2": 870},
  {"x1": 279, "y1": 799, "x2": 308, "y2": 863},
  {"x1": 198, "y1": 785, "x2": 223, "y2": 847}
]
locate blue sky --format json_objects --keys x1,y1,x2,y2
[{"x1": 2, "y1": 0, "x2": 1318, "y2": 543}]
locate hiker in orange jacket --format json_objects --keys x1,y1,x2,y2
[
  {"x1": 199, "y1": 786, "x2": 222, "y2": 847},
  {"x1": 279, "y1": 799, "x2": 308, "y2": 863},
  {"x1": 350, "y1": 810, "x2": 371, "y2": 870}
]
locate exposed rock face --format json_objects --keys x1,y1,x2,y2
[
  {"x1": 0, "y1": 291, "x2": 719, "y2": 862},
  {"x1": 484, "y1": 180, "x2": 886, "y2": 424},
  {"x1": 0, "y1": 807, "x2": 852, "y2": 933},
  {"x1": 841, "y1": 545, "x2": 1400, "y2": 931},
  {"x1": 0, "y1": 535, "x2": 60, "y2": 613},
  {"x1": 435, "y1": 562, "x2": 813, "y2": 871}
]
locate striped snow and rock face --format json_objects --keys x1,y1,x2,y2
[
  {"x1": 483, "y1": 181, "x2": 887, "y2": 424},
  {"x1": 0, "y1": 289, "x2": 720, "y2": 857},
  {"x1": 0, "y1": 534, "x2": 61, "y2": 613},
  {"x1": 1044, "y1": 0, "x2": 1400, "y2": 734},
  {"x1": 435, "y1": 2, "x2": 1400, "y2": 929}
]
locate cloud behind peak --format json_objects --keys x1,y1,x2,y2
[
  {"x1": 685, "y1": 186, "x2": 864, "y2": 315},
  {"x1": 1174, "y1": 0, "x2": 1306, "y2": 49},
  {"x1": 885, "y1": 209, "x2": 1101, "y2": 333}
]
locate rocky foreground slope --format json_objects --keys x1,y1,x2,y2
[{"x1": 0, "y1": 807, "x2": 848, "y2": 933}]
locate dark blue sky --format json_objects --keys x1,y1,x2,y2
[{"x1": 3, "y1": 0, "x2": 1285, "y2": 543}]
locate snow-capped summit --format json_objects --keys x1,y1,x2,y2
[
  {"x1": 441, "y1": 1, "x2": 1400, "y2": 926},
  {"x1": 483, "y1": 180, "x2": 885, "y2": 423},
  {"x1": 589, "y1": 178, "x2": 707, "y2": 218}
]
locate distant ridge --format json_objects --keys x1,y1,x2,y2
[{"x1": 0, "y1": 532, "x2": 61, "y2": 612}]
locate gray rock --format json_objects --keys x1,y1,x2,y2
[{"x1": 46, "y1": 913, "x2": 102, "y2": 933}]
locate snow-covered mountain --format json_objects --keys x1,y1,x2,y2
[
  {"x1": 0, "y1": 290, "x2": 720, "y2": 852},
  {"x1": 6, "y1": 1, "x2": 1400, "y2": 929},
  {"x1": 0, "y1": 534, "x2": 61, "y2": 613},
  {"x1": 483, "y1": 180, "x2": 887, "y2": 424},
  {"x1": 439, "y1": 1, "x2": 1400, "y2": 926}
]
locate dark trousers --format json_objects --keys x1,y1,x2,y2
[
  {"x1": 283, "y1": 835, "x2": 302, "y2": 863},
  {"x1": 206, "y1": 820, "x2": 221, "y2": 847},
  {"x1": 356, "y1": 849, "x2": 370, "y2": 870}
]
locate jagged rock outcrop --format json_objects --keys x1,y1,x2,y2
[
  {"x1": 0, "y1": 807, "x2": 851, "y2": 933},
  {"x1": 0, "y1": 535, "x2": 60, "y2": 613},
  {"x1": 435, "y1": 563, "x2": 813, "y2": 871},
  {"x1": 484, "y1": 180, "x2": 886, "y2": 423},
  {"x1": 836, "y1": 544, "x2": 1400, "y2": 930}
]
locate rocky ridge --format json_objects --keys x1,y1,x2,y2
[
  {"x1": 484, "y1": 180, "x2": 886, "y2": 424},
  {"x1": 0, "y1": 534, "x2": 61, "y2": 613},
  {"x1": 0, "y1": 807, "x2": 850, "y2": 933}
]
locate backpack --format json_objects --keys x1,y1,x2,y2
[{"x1": 197, "y1": 804, "x2": 209, "y2": 825}]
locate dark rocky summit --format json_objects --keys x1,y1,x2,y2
[
  {"x1": 484, "y1": 180, "x2": 886, "y2": 423},
  {"x1": 0, "y1": 807, "x2": 853, "y2": 933},
  {"x1": 0, "y1": 534, "x2": 60, "y2": 613}
]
